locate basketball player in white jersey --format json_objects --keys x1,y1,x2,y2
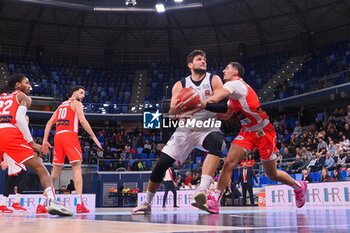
[{"x1": 133, "y1": 49, "x2": 227, "y2": 214}]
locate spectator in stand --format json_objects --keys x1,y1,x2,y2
[
  {"x1": 286, "y1": 155, "x2": 303, "y2": 174},
  {"x1": 183, "y1": 171, "x2": 193, "y2": 188},
  {"x1": 314, "y1": 150, "x2": 326, "y2": 171},
  {"x1": 341, "y1": 135, "x2": 350, "y2": 151},
  {"x1": 143, "y1": 140, "x2": 152, "y2": 156},
  {"x1": 332, "y1": 168, "x2": 343, "y2": 181},
  {"x1": 301, "y1": 169, "x2": 313, "y2": 183},
  {"x1": 307, "y1": 153, "x2": 317, "y2": 172},
  {"x1": 283, "y1": 129, "x2": 292, "y2": 143},
  {"x1": 346, "y1": 168, "x2": 350, "y2": 181},
  {"x1": 282, "y1": 147, "x2": 294, "y2": 161},
  {"x1": 324, "y1": 151, "x2": 335, "y2": 170},
  {"x1": 191, "y1": 171, "x2": 201, "y2": 186},
  {"x1": 328, "y1": 140, "x2": 337, "y2": 156},
  {"x1": 320, "y1": 167, "x2": 332, "y2": 182},
  {"x1": 317, "y1": 136, "x2": 328, "y2": 153},
  {"x1": 293, "y1": 121, "x2": 303, "y2": 138}
]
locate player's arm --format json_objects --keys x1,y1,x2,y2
[
  {"x1": 168, "y1": 81, "x2": 184, "y2": 116},
  {"x1": 42, "y1": 110, "x2": 58, "y2": 154},
  {"x1": 201, "y1": 75, "x2": 234, "y2": 120},
  {"x1": 73, "y1": 101, "x2": 103, "y2": 150},
  {"x1": 16, "y1": 93, "x2": 43, "y2": 154}
]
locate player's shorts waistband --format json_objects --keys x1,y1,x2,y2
[
  {"x1": 0, "y1": 123, "x2": 16, "y2": 129},
  {"x1": 242, "y1": 119, "x2": 270, "y2": 132},
  {"x1": 56, "y1": 130, "x2": 77, "y2": 135}
]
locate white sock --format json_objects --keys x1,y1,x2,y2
[
  {"x1": 76, "y1": 194, "x2": 82, "y2": 205},
  {"x1": 39, "y1": 196, "x2": 47, "y2": 206},
  {"x1": 145, "y1": 191, "x2": 155, "y2": 204},
  {"x1": 292, "y1": 180, "x2": 302, "y2": 190},
  {"x1": 1, "y1": 195, "x2": 8, "y2": 206},
  {"x1": 45, "y1": 187, "x2": 56, "y2": 200},
  {"x1": 15, "y1": 193, "x2": 21, "y2": 203},
  {"x1": 197, "y1": 174, "x2": 212, "y2": 191}
]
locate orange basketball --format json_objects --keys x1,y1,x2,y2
[{"x1": 176, "y1": 88, "x2": 200, "y2": 110}]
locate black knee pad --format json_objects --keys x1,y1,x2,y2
[
  {"x1": 202, "y1": 132, "x2": 225, "y2": 157},
  {"x1": 150, "y1": 152, "x2": 176, "y2": 183}
]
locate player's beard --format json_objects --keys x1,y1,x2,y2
[
  {"x1": 76, "y1": 97, "x2": 83, "y2": 102},
  {"x1": 193, "y1": 68, "x2": 206, "y2": 75}
]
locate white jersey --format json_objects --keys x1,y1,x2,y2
[
  {"x1": 181, "y1": 72, "x2": 218, "y2": 131},
  {"x1": 3, "y1": 153, "x2": 26, "y2": 176}
]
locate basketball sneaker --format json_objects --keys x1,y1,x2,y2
[
  {"x1": 206, "y1": 195, "x2": 220, "y2": 214},
  {"x1": 0, "y1": 205, "x2": 13, "y2": 213},
  {"x1": 191, "y1": 191, "x2": 208, "y2": 212},
  {"x1": 76, "y1": 203, "x2": 90, "y2": 213},
  {"x1": 47, "y1": 199, "x2": 73, "y2": 216},
  {"x1": 294, "y1": 180, "x2": 307, "y2": 208},
  {"x1": 132, "y1": 202, "x2": 151, "y2": 215},
  {"x1": 12, "y1": 203, "x2": 27, "y2": 212},
  {"x1": 36, "y1": 204, "x2": 48, "y2": 214}
]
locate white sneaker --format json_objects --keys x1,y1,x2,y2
[
  {"x1": 47, "y1": 199, "x2": 73, "y2": 216},
  {"x1": 191, "y1": 191, "x2": 208, "y2": 212},
  {"x1": 132, "y1": 202, "x2": 151, "y2": 215}
]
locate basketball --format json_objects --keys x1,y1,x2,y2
[{"x1": 176, "y1": 88, "x2": 200, "y2": 110}]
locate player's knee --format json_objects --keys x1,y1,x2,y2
[
  {"x1": 150, "y1": 152, "x2": 176, "y2": 183},
  {"x1": 203, "y1": 132, "x2": 225, "y2": 157}
]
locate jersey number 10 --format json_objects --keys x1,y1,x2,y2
[{"x1": 58, "y1": 107, "x2": 67, "y2": 119}]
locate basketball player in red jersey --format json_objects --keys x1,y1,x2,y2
[
  {"x1": 0, "y1": 73, "x2": 72, "y2": 216},
  {"x1": 197, "y1": 62, "x2": 307, "y2": 213},
  {"x1": 42, "y1": 86, "x2": 102, "y2": 213}
]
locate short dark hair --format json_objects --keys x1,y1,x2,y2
[
  {"x1": 70, "y1": 86, "x2": 85, "y2": 96},
  {"x1": 229, "y1": 62, "x2": 245, "y2": 77},
  {"x1": 187, "y1": 49, "x2": 206, "y2": 64}
]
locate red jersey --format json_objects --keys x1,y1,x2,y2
[
  {"x1": 55, "y1": 99, "x2": 79, "y2": 134},
  {"x1": 0, "y1": 90, "x2": 21, "y2": 125},
  {"x1": 224, "y1": 78, "x2": 269, "y2": 131}
]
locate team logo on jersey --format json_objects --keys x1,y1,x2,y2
[
  {"x1": 235, "y1": 135, "x2": 244, "y2": 140},
  {"x1": 143, "y1": 110, "x2": 162, "y2": 129},
  {"x1": 204, "y1": 90, "x2": 210, "y2": 96}
]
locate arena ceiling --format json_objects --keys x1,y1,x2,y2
[{"x1": 0, "y1": 0, "x2": 350, "y2": 63}]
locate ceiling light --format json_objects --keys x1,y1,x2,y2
[{"x1": 155, "y1": 3, "x2": 165, "y2": 13}]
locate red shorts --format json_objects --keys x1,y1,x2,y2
[
  {"x1": 53, "y1": 132, "x2": 82, "y2": 165},
  {"x1": 232, "y1": 123, "x2": 277, "y2": 161},
  {"x1": 0, "y1": 127, "x2": 34, "y2": 164}
]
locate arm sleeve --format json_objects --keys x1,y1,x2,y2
[
  {"x1": 15, "y1": 105, "x2": 33, "y2": 143},
  {"x1": 205, "y1": 98, "x2": 229, "y2": 113}
]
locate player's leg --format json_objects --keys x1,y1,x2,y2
[
  {"x1": 191, "y1": 131, "x2": 225, "y2": 212},
  {"x1": 12, "y1": 170, "x2": 27, "y2": 211},
  {"x1": 0, "y1": 175, "x2": 14, "y2": 213},
  {"x1": 262, "y1": 159, "x2": 307, "y2": 208},
  {"x1": 170, "y1": 183, "x2": 178, "y2": 207},
  {"x1": 24, "y1": 156, "x2": 73, "y2": 216},
  {"x1": 259, "y1": 124, "x2": 307, "y2": 208},
  {"x1": 133, "y1": 130, "x2": 193, "y2": 214},
  {"x1": 132, "y1": 152, "x2": 176, "y2": 214},
  {"x1": 71, "y1": 161, "x2": 90, "y2": 213},
  {"x1": 206, "y1": 144, "x2": 246, "y2": 213},
  {"x1": 162, "y1": 182, "x2": 170, "y2": 208}
]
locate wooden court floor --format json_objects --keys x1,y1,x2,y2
[{"x1": 1, "y1": 206, "x2": 350, "y2": 233}]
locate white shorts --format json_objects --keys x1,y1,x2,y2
[
  {"x1": 162, "y1": 129, "x2": 220, "y2": 166},
  {"x1": 4, "y1": 153, "x2": 26, "y2": 176}
]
